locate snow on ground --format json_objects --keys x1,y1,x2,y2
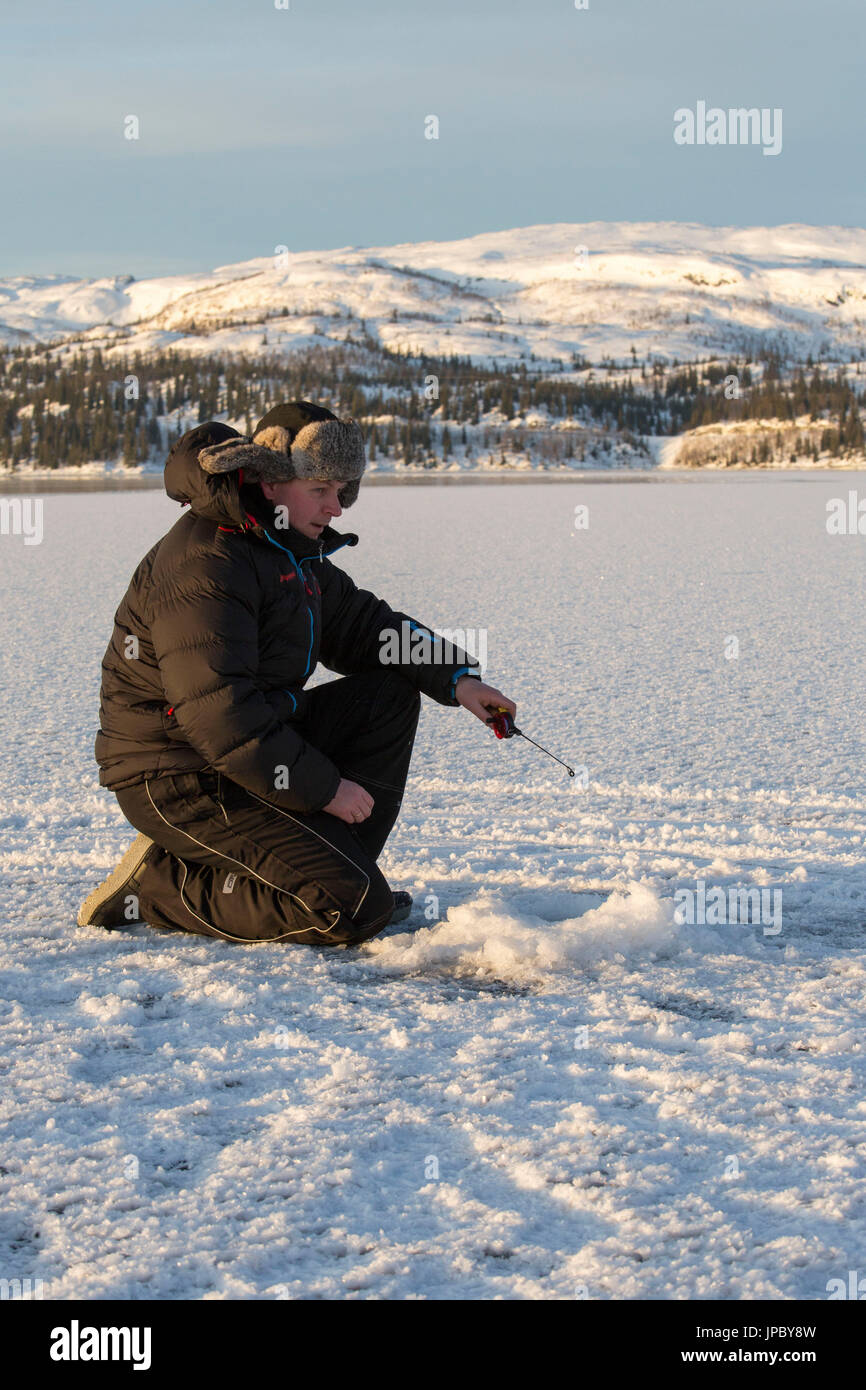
[{"x1": 1, "y1": 473, "x2": 865, "y2": 1300}]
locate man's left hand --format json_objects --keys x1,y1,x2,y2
[{"x1": 455, "y1": 676, "x2": 517, "y2": 728}]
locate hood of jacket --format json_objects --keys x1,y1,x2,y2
[{"x1": 164, "y1": 421, "x2": 358, "y2": 560}]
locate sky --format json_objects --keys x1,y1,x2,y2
[{"x1": 1, "y1": 0, "x2": 864, "y2": 280}]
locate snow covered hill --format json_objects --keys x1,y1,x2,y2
[{"x1": 3, "y1": 222, "x2": 866, "y2": 368}]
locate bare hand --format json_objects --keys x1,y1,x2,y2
[
  {"x1": 455, "y1": 677, "x2": 517, "y2": 728},
  {"x1": 322, "y1": 778, "x2": 374, "y2": 825}
]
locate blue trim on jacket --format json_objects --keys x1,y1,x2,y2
[
  {"x1": 450, "y1": 665, "x2": 481, "y2": 699},
  {"x1": 260, "y1": 531, "x2": 315, "y2": 677}
]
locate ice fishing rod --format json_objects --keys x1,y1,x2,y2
[{"x1": 484, "y1": 706, "x2": 576, "y2": 777}]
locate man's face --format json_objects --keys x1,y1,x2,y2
[{"x1": 260, "y1": 477, "x2": 344, "y2": 539}]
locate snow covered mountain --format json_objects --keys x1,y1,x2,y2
[{"x1": 3, "y1": 222, "x2": 866, "y2": 368}]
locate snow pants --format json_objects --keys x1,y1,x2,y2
[{"x1": 114, "y1": 670, "x2": 421, "y2": 946}]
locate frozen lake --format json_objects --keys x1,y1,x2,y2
[{"x1": 1, "y1": 474, "x2": 864, "y2": 1299}]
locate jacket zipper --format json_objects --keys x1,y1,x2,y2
[{"x1": 257, "y1": 530, "x2": 356, "y2": 676}]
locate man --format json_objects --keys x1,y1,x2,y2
[{"x1": 78, "y1": 400, "x2": 517, "y2": 946}]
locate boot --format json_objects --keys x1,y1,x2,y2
[
  {"x1": 77, "y1": 833, "x2": 158, "y2": 930},
  {"x1": 391, "y1": 890, "x2": 413, "y2": 924}
]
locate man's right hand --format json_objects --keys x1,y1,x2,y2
[{"x1": 321, "y1": 778, "x2": 374, "y2": 825}]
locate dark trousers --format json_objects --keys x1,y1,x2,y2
[{"x1": 114, "y1": 670, "x2": 421, "y2": 946}]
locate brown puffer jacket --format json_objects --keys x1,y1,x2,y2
[{"x1": 94, "y1": 422, "x2": 482, "y2": 813}]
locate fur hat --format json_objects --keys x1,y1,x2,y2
[{"x1": 197, "y1": 400, "x2": 366, "y2": 508}]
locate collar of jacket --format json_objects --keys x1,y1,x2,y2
[{"x1": 164, "y1": 420, "x2": 358, "y2": 560}]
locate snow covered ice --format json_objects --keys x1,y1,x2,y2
[{"x1": 1, "y1": 472, "x2": 865, "y2": 1299}]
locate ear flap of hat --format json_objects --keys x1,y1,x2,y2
[
  {"x1": 198, "y1": 437, "x2": 284, "y2": 476},
  {"x1": 337, "y1": 477, "x2": 360, "y2": 508},
  {"x1": 251, "y1": 424, "x2": 292, "y2": 455}
]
